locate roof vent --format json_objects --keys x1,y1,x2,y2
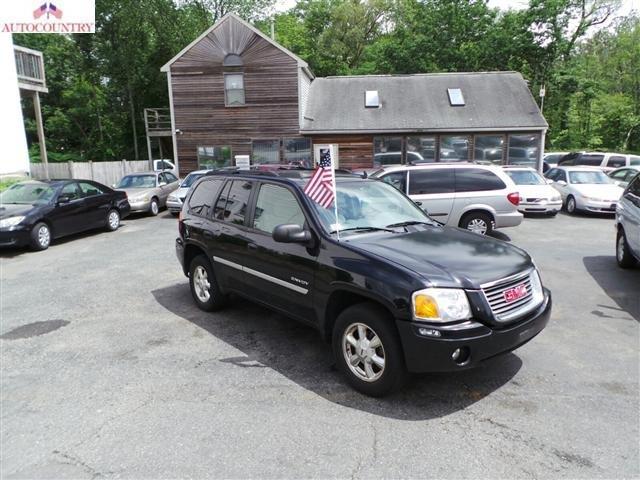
[
  {"x1": 447, "y1": 88, "x2": 465, "y2": 106},
  {"x1": 223, "y1": 54, "x2": 244, "y2": 67},
  {"x1": 365, "y1": 90, "x2": 380, "y2": 108}
]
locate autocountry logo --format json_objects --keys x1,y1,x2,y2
[
  {"x1": 33, "y1": 2, "x2": 63, "y2": 20},
  {"x1": 1, "y1": 0, "x2": 94, "y2": 33}
]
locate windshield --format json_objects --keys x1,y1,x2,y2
[
  {"x1": 568, "y1": 171, "x2": 611, "y2": 184},
  {"x1": 117, "y1": 175, "x2": 156, "y2": 189},
  {"x1": 182, "y1": 172, "x2": 205, "y2": 188},
  {"x1": 506, "y1": 170, "x2": 545, "y2": 185},
  {"x1": 311, "y1": 180, "x2": 434, "y2": 234},
  {"x1": 0, "y1": 182, "x2": 56, "y2": 205}
]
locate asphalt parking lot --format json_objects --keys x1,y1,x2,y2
[{"x1": 1, "y1": 211, "x2": 638, "y2": 479}]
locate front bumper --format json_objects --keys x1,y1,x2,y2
[
  {"x1": 128, "y1": 199, "x2": 152, "y2": 212},
  {"x1": 167, "y1": 198, "x2": 183, "y2": 213},
  {"x1": 518, "y1": 200, "x2": 562, "y2": 213},
  {"x1": 396, "y1": 289, "x2": 552, "y2": 373},
  {"x1": 0, "y1": 227, "x2": 31, "y2": 247},
  {"x1": 494, "y1": 211, "x2": 523, "y2": 228},
  {"x1": 580, "y1": 198, "x2": 618, "y2": 214}
]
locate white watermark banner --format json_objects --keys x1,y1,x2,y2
[{"x1": 1, "y1": 0, "x2": 95, "y2": 34}]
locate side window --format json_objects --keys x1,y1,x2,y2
[
  {"x1": 380, "y1": 172, "x2": 407, "y2": 193},
  {"x1": 607, "y1": 156, "x2": 626, "y2": 168},
  {"x1": 455, "y1": 169, "x2": 506, "y2": 192},
  {"x1": 253, "y1": 184, "x2": 306, "y2": 233},
  {"x1": 187, "y1": 179, "x2": 222, "y2": 217},
  {"x1": 610, "y1": 169, "x2": 628, "y2": 180},
  {"x1": 164, "y1": 172, "x2": 178, "y2": 183},
  {"x1": 628, "y1": 175, "x2": 640, "y2": 196},
  {"x1": 60, "y1": 182, "x2": 81, "y2": 201},
  {"x1": 545, "y1": 168, "x2": 558, "y2": 180},
  {"x1": 158, "y1": 173, "x2": 168, "y2": 185},
  {"x1": 557, "y1": 170, "x2": 567, "y2": 182},
  {"x1": 78, "y1": 182, "x2": 105, "y2": 197},
  {"x1": 409, "y1": 169, "x2": 455, "y2": 195},
  {"x1": 577, "y1": 154, "x2": 604, "y2": 166},
  {"x1": 215, "y1": 180, "x2": 253, "y2": 225}
]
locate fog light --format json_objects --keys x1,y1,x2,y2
[
  {"x1": 451, "y1": 346, "x2": 471, "y2": 365},
  {"x1": 418, "y1": 328, "x2": 441, "y2": 337}
]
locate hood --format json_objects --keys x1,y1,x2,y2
[
  {"x1": 570, "y1": 184, "x2": 624, "y2": 200},
  {"x1": 346, "y1": 226, "x2": 532, "y2": 288},
  {"x1": 0, "y1": 203, "x2": 42, "y2": 220}
]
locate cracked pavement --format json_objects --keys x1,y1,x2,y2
[{"x1": 1, "y1": 211, "x2": 638, "y2": 478}]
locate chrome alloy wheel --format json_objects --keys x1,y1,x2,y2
[
  {"x1": 193, "y1": 265, "x2": 211, "y2": 303},
  {"x1": 150, "y1": 200, "x2": 159, "y2": 215},
  {"x1": 38, "y1": 225, "x2": 50, "y2": 248},
  {"x1": 617, "y1": 234, "x2": 626, "y2": 263},
  {"x1": 467, "y1": 218, "x2": 488, "y2": 235},
  {"x1": 342, "y1": 323, "x2": 386, "y2": 382},
  {"x1": 108, "y1": 211, "x2": 120, "y2": 230}
]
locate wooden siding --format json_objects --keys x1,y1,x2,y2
[
  {"x1": 170, "y1": 17, "x2": 300, "y2": 173},
  {"x1": 309, "y1": 135, "x2": 374, "y2": 170}
]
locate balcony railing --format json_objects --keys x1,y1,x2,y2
[
  {"x1": 144, "y1": 108, "x2": 172, "y2": 135},
  {"x1": 14, "y1": 45, "x2": 47, "y2": 91}
]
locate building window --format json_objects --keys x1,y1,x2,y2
[
  {"x1": 365, "y1": 90, "x2": 380, "y2": 108},
  {"x1": 473, "y1": 135, "x2": 504, "y2": 165},
  {"x1": 447, "y1": 88, "x2": 465, "y2": 106},
  {"x1": 284, "y1": 137, "x2": 312, "y2": 167},
  {"x1": 252, "y1": 139, "x2": 280, "y2": 164},
  {"x1": 374, "y1": 137, "x2": 403, "y2": 166},
  {"x1": 440, "y1": 135, "x2": 470, "y2": 162},
  {"x1": 507, "y1": 133, "x2": 540, "y2": 167},
  {"x1": 197, "y1": 146, "x2": 231, "y2": 169},
  {"x1": 224, "y1": 73, "x2": 245, "y2": 106},
  {"x1": 406, "y1": 136, "x2": 436, "y2": 163}
]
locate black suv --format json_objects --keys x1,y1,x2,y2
[{"x1": 176, "y1": 170, "x2": 552, "y2": 396}]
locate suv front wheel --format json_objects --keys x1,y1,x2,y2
[
  {"x1": 332, "y1": 303, "x2": 406, "y2": 397},
  {"x1": 189, "y1": 255, "x2": 227, "y2": 311}
]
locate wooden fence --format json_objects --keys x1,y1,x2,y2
[{"x1": 30, "y1": 160, "x2": 151, "y2": 187}]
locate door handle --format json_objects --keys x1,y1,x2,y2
[{"x1": 247, "y1": 243, "x2": 257, "y2": 251}]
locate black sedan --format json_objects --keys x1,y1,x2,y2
[{"x1": 0, "y1": 179, "x2": 130, "y2": 250}]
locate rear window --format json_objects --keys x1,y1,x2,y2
[
  {"x1": 187, "y1": 179, "x2": 223, "y2": 217},
  {"x1": 455, "y1": 169, "x2": 506, "y2": 192},
  {"x1": 577, "y1": 154, "x2": 604, "y2": 166},
  {"x1": 409, "y1": 169, "x2": 455, "y2": 195}
]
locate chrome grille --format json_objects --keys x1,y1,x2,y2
[{"x1": 482, "y1": 270, "x2": 536, "y2": 322}]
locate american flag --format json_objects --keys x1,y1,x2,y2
[
  {"x1": 49, "y1": 3, "x2": 63, "y2": 18},
  {"x1": 33, "y1": 3, "x2": 47, "y2": 19},
  {"x1": 303, "y1": 149, "x2": 335, "y2": 208}
]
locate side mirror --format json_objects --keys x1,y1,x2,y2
[
  {"x1": 557, "y1": 180, "x2": 567, "y2": 186},
  {"x1": 272, "y1": 224, "x2": 312, "y2": 244},
  {"x1": 545, "y1": 178, "x2": 554, "y2": 184},
  {"x1": 57, "y1": 195, "x2": 71, "y2": 204}
]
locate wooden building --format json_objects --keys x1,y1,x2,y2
[{"x1": 161, "y1": 14, "x2": 548, "y2": 175}]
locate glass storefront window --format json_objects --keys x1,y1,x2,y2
[
  {"x1": 507, "y1": 134, "x2": 540, "y2": 167},
  {"x1": 252, "y1": 139, "x2": 280, "y2": 164},
  {"x1": 473, "y1": 135, "x2": 504, "y2": 165},
  {"x1": 197, "y1": 146, "x2": 231, "y2": 169},
  {"x1": 284, "y1": 137, "x2": 312, "y2": 168},
  {"x1": 374, "y1": 137, "x2": 403, "y2": 166},
  {"x1": 440, "y1": 135, "x2": 470, "y2": 162},
  {"x1": 406, "y1": 136, "x2": 436, "y2": 163}
]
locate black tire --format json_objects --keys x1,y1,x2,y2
[
  {"x1": 616, "y1": 229, "x2": 637, "y2": 268},
  {"x1": 459, "y1": 212, "x2": 493, "y2": 235},
  {"x1": 332, "y1": 302, "x2": 407, "y2": 397},
  {"x1": 566, "y1": 196, "x2": 577, "y2": 214},
  {"x1": 189, "y1": 254, "x2": 227, "y2": 311},
  {"x1": 170, "y1": 211, "x2": 179, "y2": 217},
  {"x1": 105, "y1": 209, "x2": 120, "y2": 232},
  {"x1": 30, "y1": 222, "x2": 51, "y2": 251},
  {"x1": 149, "y1": 198, "x2": 159, "y2": 216}
]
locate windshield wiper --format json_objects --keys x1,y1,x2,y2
[
  {"x1": 385, "y1": 220, "x2": 436, "y2": 228},
  {"x1": 330, "y1": 226, "x2": 395, "y2": 234}
]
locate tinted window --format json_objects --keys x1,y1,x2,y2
[
  {"x1": 61, "y1": 182, "x2": 82, "y2": 201},
  {"x1": 558, "y1": 153, "x2": 577, "y2": 165},
  {"x1": 544, "y1": 154, "x2": 562, "y2": 163},
  {"x1": 607, "y1": 156, "x2": 626, "y2": 168},
  {"x1": 577, "y1": 154, "x2": 604, "y2": 166},
  {"x1": 610, "y1": 169, "x2": 629, "y2": 180},
  {"x1": 545, "y1": 168, "x2": 559, "y2": 180},
  {"x1": 556, "y1": 170, "x2": 568, "y2": 182},
  {"x1": 627, "y1": 175, "x2": 640, "y2": 196},
  {"x1": 164, "y1": 172, "x2": 178, "y2": 183},
  {"x1": 630, "y1": 156, "x2": 640, "y2": 166},
  {"x1": 409, "y1": 169, "x2": 455, "y2": 195},
  {"x1": 215, "y1": 180, "x2": 253, "y2": 225},
  {"x1": 188, "y1": 179, "x2": 223, "y2": 217},
  {"x1": 455, "y1": 169, "x2": 506, "y2": 192},
  {"x1": 78, "y1": 182, "x2": 105, "y2": 197},
  {"x1": 380, "y1": 171, "x2": 407, "y2": 193},
  {"x1": 253, "y1": 184, "x2": 306, "y2": 233}
]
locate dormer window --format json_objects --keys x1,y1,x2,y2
[
  {"x1": 225, "y1": 73, "x2": 245, "y2": 106},
  {"x1": 447, "y1": 88, "x2": 465, "y2": 106},
  {"x1": 365, "y1": 90, "x2": 379, "y2": 108}
]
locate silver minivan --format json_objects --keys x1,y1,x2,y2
[{"x1": 371, "y1": 164, "x2": 523, "y2": 234}]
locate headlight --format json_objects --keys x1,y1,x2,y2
[
  {"x1": 412, "y1": 288, "x2": 472, "y2": 323},
  {"x1": 0, "y1": 216, "x2": 26, "y2": 228},
  {"x1": 168, "y1": 194, "x2": 177, "y2": 201},
  {"x1": 132, "y1": 194, "x2": 149, "y2": 202},
  {"x1": 530, "y1": 269, "x2": 545, "y2": 305}
]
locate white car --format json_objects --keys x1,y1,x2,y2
[
  {"x1": 544, "y1": 166, "x2": 624, "y2": 214},
  {"x1": 503, "y1": 167, "x2": 562, "y2": 215},
  {"x1": 615, "y1": 172, "x2": 640, "y2": 268},
  {"x1": 608, "y1": 166, "x2": 640, "y2": 190},
  {"x1": 166, "y1": 169, "x2": 210, "y2": 215}
]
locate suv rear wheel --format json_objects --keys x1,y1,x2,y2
[
  {"x1": 189, "y1": 255, "x2": 227, "y2": 311},
  {"x1": 332, "y1": 303, "x2": 406, "y2": 397},
  {"x1": 459, "y1": 212, "x2": 493, "y2": 235},
  {"x1": 616, "y1": 229, "x2": 637, "y2": 268}
]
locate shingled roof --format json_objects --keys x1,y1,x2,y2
[{"x1": 300, "y1": 72, "x2": 547, "y2": 134}]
